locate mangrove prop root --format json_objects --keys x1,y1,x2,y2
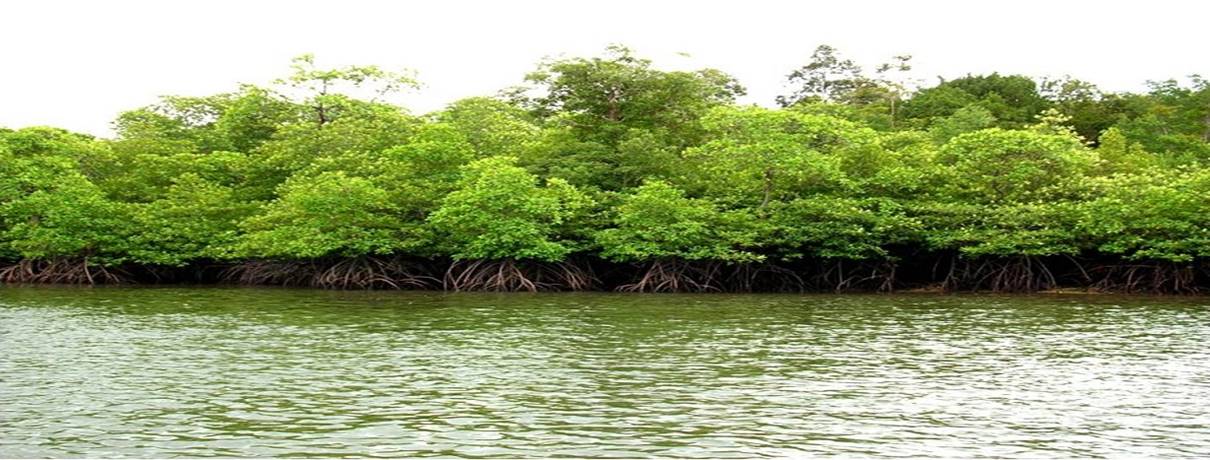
[
  {"x1": 221, "y1": 257, "x2": 437, "y2": 289},
  {"x1": 1090, "y1": 263, "x2": 1201, "y2": 294},
  {"x1": 725, "y1": 263, "x2": 805, "y2": 293},
  {"x1": 443, "y1": 259, "x2": 596, "y2": 292},
  {"x1": 0, "y1": 258, "x2": 128, "y2": 285},
  {"x1": 312, "y1": 257, "x2": 437, "y2": 289},
  {"x1": 7, "y1": 255, "x2": 1205, "y2": 293},
  {"x1": 617, "y1": 259, "x2": 723, "y2": 293},
  {"x1": 940, "y1": 256, "x2": 1057, "y2": 293},
  {"x1": 221, "y1": 260, "x2": 314, "y2": 286},
  {"x1": 810, "y1": 260, "x2": 897, "y2": 293},
  {"x1": 876, "y1": 261, "x2": 897, "y2": 293}
]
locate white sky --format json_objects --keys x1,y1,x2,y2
[{"x1": 3, "y1": 0, "x2": 1207, "y2": 137}]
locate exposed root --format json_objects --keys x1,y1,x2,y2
[
  {"x1": 939, "y1": 256, "x2": 1057, "y2": 293},
  {"x1": 810, "y1": 260, "x2": 898, "y2": 293},
  {"x1": 6, "y1": 254, "x2": 1205, "y2": 293},
  {"x1": 312, "y1": 257, "x2": 437, "y2": 289},
  {"x1": 874, "y1": 261, "x2": 898, "y2": 293},
  {"x1": 617, "y1": 259, "x2": 723, "y2": 293},
  {"x1": 724, "y1": 263, "x2": 805, "y2": 293},
  {"x1": 221, "y1": 260, "x2": 314, "y2": 286},
  {"x1": 1090, "y1": 263, "x2": 1201, "y2": 294},
  {"x1": 0, "y1": 258, "x2": 129, "y2": 285},
  {"x1": 443, "y1": 259, "x2": 596, "y2": 292},
  {"x1": 221, "y1": 257, "x2": 437, "y2": 289}
]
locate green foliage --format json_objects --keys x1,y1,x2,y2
[
  {"x1": 113, "y1": 86, "x2": 298, "y2": 155},
  {"x1": 278, "y1": 53, "x2": 419, "y2": 127},
  {"x1": 928, "y1": 105, "x2": 996, "y2": 143},
  {"x1": 595, "y1": 181, "x2": 761, "y2": 263},
  {"x1": 515, "y1": 124, "x2": 686, "y2": 191},
  {"x1": 768, "y1": 197, "x2": 920, "y2": 260},
  {"x1": 1, "y1": 174, "x2": 133, "y2": 264},
  {"x1": 920, "y1": 200, "x2": 1085, "y2": 257},
  {"x1": 435, "y1": 97, "x2": 539, "y2": 158},
  {"x1": 3, "y1": 50, "x2": 1209, "y2": 283},
  {"x1": 248, "y1": 103, "x2": 417, "y2": 199},
  {"x1": 1095, "y1": 127, "x2": 1156, "y2": 174},
  {"x1": 0, "y1": 129, "x2": 85, "y2": 203},
  {"x1": 777, "y1": 47, "x2": 915, "y2": 129},
  {"x1": 1039, "y1": 77, "x2": 1129, "y2": 144},
  {"x1": 369, "y1": 123, "x2": 477, "y2": 241},
  {"x1": 1113, "y1": 77, "x2": 1210, "y2": 163},
  {"x1": 915, "y1": 127, "x2": 1099, "y2": 258},
  {"x1": 685, "y1": 106, "x2": 877, "y2": 207},
  {"x1": 238, "y1": 172, "x2": 404, "y2": 259},
  {"x1": 904, "y1": 73, "x2": 1051, "y2": 129},
  {"x1": 90, "y1": 150, "x2": 254, "y2": 203},
  {"x1": 518, "y1": 45, "x2": 744, "y2": 147},
  {"x1": 428, "y1": 156, "x2": 591, "y2": 261},
  {"x1": 1079, "y1": 170, "x2": 1210, "y2": 262},
  {"x1": 777, "y1": 45, "x2": 866, "y2": 106},
  {"x1": 508, "y1": 46, "x2": 745, "y2": 191},
  {"x1": 935, "y1": 128, "x2": 1094, "y2": 203},
  {"x1": 130, "y1": 174, "x2": 254, "y2": 266}
]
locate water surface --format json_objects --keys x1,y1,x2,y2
[{"x1": 2, "y1": 287, "x2": 1208, "y2": 457}]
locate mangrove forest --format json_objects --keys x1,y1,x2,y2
[{"x1": 2, "y1": 46, "x2": 1208, "y2": 293}]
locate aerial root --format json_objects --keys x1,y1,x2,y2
[
  {"x1": 810, "y1": 260, "x2": 898, "y2": 293},
  {"x1": 617, "y1": 259, "x2": 723, "y2": 293},
  {"x1": 221, "y1": 260, "x2": 314, "y2": 286},
  {"x1": 0, "y1": 258, "x2": 128, "y2": 285},
  {"x1": 8, "y1": 255, "x2": 1202, "y2": 293},
  {"x1": 443, "y1": 259, "x2": 596, "y2": 292},
  {"x1": 221, "y1": 257, "x2": 437, "y2": 289},
  {"x1": 939, "y1": 256, "x2": 1056, "y2": 292},
  {"x1": 1090, "y1": 263, "x2": 1200, "y2": 294},
  {"x1": 725, "y1": 263, "x2": 805, "y2": 293}
]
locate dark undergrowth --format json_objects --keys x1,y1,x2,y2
[{"x1": 2, "y1": 253, "x2": 1207, "y2": 294}]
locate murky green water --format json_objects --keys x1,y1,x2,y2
[{"x1": 1, "y1": 287, "x2": 1208, "y2": 458}]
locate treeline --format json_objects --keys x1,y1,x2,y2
[{"x1": 2, "y1": 47, "x2": 1208, "y2": 293}]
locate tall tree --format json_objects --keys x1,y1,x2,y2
[
  {"x1": 776, "y1": 45, "x2": 866, "y2": 106},
  {"x1": 508, "y1": 46, "x2": 745, "y2": 189},
  {"x1": 276, "y1": 53, "x2": 419, "y2": 128},
  {"x1": 902, "y1": 73, "x2": 1051, "y2": 129},
  {"x1": 516, "y1": 46, "x2": 743, "y2": 143}
]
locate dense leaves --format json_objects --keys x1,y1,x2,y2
[
  {"x1": 428, "y1": 157, "x2": 590, "y2": 262},
  {"x1": 1, "y1": 48, "x2": 1207, "y2": 291},
  {"x1": 596, "y1": 181, "x2": 760, "y2": 263},
  {"x1": 238, "y1": 172, "x2": 403, "y2": 259}
]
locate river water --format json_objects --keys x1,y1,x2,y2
[{"x1": 1, "y1": 287, "x2": 1208, "y2": 458}]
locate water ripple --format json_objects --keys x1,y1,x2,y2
[{"x1": 1, "y1": 287, "x2": 1208, "y2": 458}]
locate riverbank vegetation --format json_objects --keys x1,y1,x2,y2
[{"x1": 2, "y1": 47, "x2": 1208, "y2": 292}]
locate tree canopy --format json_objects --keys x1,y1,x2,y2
[{"x1": 2, "y1": 47, "x2": 1207, "y2": 292}]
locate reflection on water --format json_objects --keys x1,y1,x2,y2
[{"x1": 1, "y1": 286, "x2": 1208, "y2": 458}]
